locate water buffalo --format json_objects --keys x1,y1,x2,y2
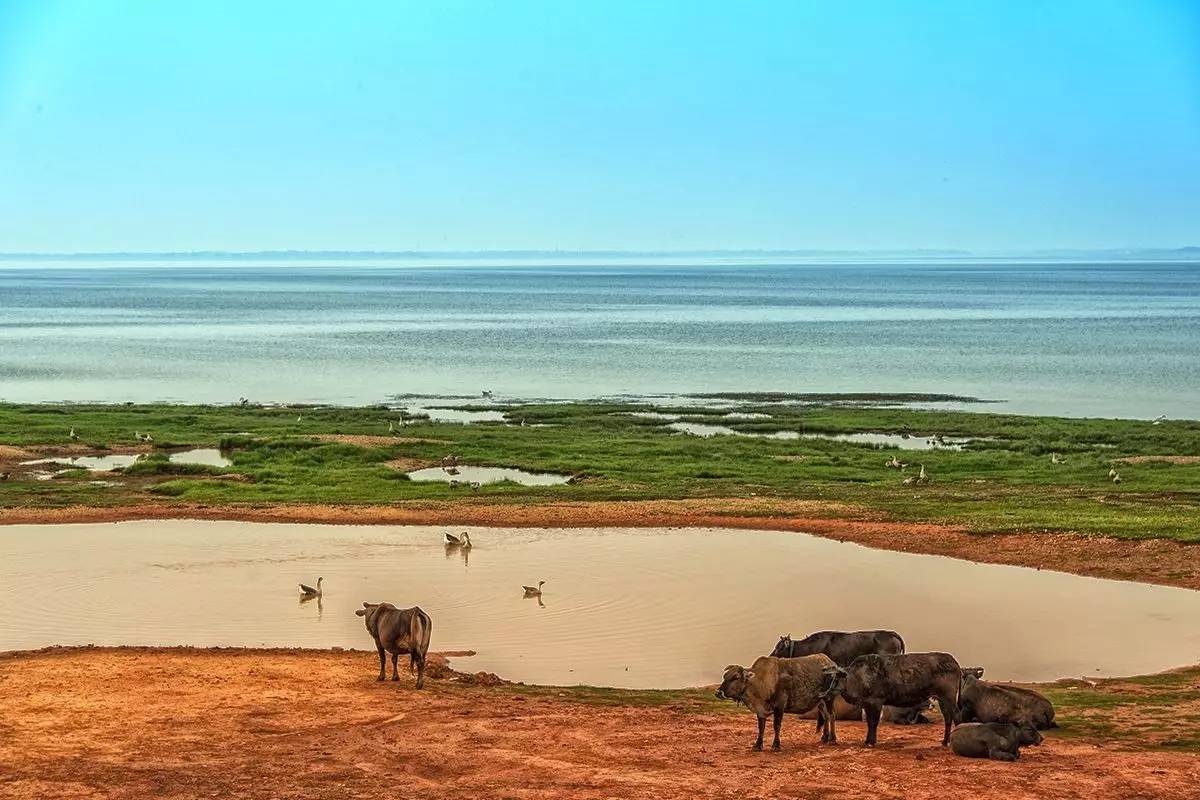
[
  {"x1": 882, "y1": 701, "x2": 933, "y2": 724},
  {"x1": 823, "y1": 652, "x2": 962, "y2": 746},
  {"x1": 958, "y1": 669, "x2": 1057, "y2": 729},
  {"x1": 770, "y1": 630, "x2": 905, "y2": 666},
  {"x1": 950, "y1": 722, "x2": 1042, "y2": 761},
  {"x1": 716, "y1": 655, "x2": 838, "y2": 751},
  {"x1": 356, "y1": 601, "x2": 432, "y2": 688}
]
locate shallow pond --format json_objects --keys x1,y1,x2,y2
[
  {"x1": 797, "y1": 432, "x2": 968, "y2": 451},
  {"x1": 667, "y1": 422, "x2": 799, "y2": 439},
  {"x1": 2, "y1": 522, "x2": 1199, "y2": 689},
  {"x1": 169, "y1": 448, "x2": 233, "y2": 467},
  {"x1": 406, "y1": 406, "x2": 506, "y2": 424},
  {"x1": 22, "y1": 454, "x2": 142, "y2": 471},
  {"x1": 406, "y1": 466, "x2": 570, "y2": 486}
]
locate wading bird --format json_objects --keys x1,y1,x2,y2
[
  {"x1": 522, "y1": 580, "x2": 545, "y2": 597},
  {"x1": 299, "y1": 577, "x2": 323, "y2": 598}
]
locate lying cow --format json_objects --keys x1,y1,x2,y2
[
  {"x1": 823, "y1": 652, "x2": 962, "y2": 746},
  {"x1": 950, "y1": 722, "x2": 1043, "y2": 761},
  {"x1": 882, "y1": 701, "x2": 933, "y2": 724},
  {"x1": 355, "y1": 601, "x2": 433, "y2": 688},
  {"x1": 716, "y1": 655, "x2": 838, "y2": 751},
  {"x1": 771, "y1": 630, "x2": 905, "y2": 666},
  {"x1": 959, "y1": 668, "x2": 1057, "y2": 730}
]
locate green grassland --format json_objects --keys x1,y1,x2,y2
[{"x1": 1, "y1": 399, "x2": 1198, "y2": 540}]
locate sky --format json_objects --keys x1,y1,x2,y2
[{"x1": 0, "y1": 0, "x2": 1197, "y2": 253}]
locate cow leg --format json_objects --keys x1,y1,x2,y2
[
  {"x1": 864, "y1": 704, "x2": 882, "y2": 747},
  {"x1": 753, "y1": 716, "x2": 766, "y2": 751},
  {"x1": 989, "y1": 747, "x2": 1018, "y2": 762},
  {"x1": 936, "y1": 694, "x2": 956, "y2": 746},
  {"x1": 822, "y1": 700, "x2": 837, "y2": 744},
  {"x1": 414, "y1": 652, "x2": 426, "y2": 690},
  {"x1": 390, "y1": 652, "x2": 400, "y2": 681},
  {"x1": 376, "y1": 645, "x2": 386, "y2": 681},
  {"x1": 771, "y1": 709, "x2": 784, "y2": 750}
]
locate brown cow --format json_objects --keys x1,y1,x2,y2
[
  {"x1": 823, "y1": 652, "x2": 962, "y2": 746},
  {"x1": 355, "y1": 602, "x2": 433, "y2": 688},
  {"x1": 716, "y1": 655, "x2": 838, "y2": 751}
]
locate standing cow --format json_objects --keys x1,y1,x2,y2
[
  {"x1": 356, "y1": 601, "x2": 433, "y2": 689},
  {"x1": 823, "y1": 652, "x2": 962, "y2": 747},
  {"x1": 770, "y1": 630, "x2": 905, "y2": 666},
  {"x1": 716, "y1": 655, "x2": 839, "y2": 751}
]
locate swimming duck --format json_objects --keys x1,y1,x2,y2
[
  {"x1": 299, "y1": 577, "x2": 323, "y2": 597},
  {"x1": 522, "y1": 580, "x2": 545, "y2": 597},
  {"x1": 444, "y1": 531, "x2": 465, "y2": 546}
]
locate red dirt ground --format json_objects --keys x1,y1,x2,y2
[{"x1": 1, "y1": 647, "x2": 1196, "y2": 800}]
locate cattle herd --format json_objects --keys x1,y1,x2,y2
[
  {"x1": 717, "y1": 630, "x2": 1057, "y2": 761},
  {"x1": 354, "y1": 603, "x2": 1056, "y2": 764}
]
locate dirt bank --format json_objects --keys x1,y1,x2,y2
[
  {"x1": 1, "y1": 498, "x2": 1197, "y2": 590},
  {"x1": 0, "y1": 647, "x2": 1196, "y2": 800}
]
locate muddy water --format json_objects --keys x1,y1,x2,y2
[
  {"x1": 1, "y1": 521, "x2": 1198, "y2": 688},
  {"x1": 406, "y1": 466, "x2": 570, "y2": 486}
]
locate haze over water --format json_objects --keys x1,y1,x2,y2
[{"x1": 2, "y1": 258, "x2": 1198, "y2": 418}]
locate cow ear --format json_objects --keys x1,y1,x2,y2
[{"x1": 355, "y1": 609, "x2": 366, "y2": 616}]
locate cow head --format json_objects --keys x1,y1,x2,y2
[
  {"x1": 1015, "y1": 723, "x2": 1043, "y2": 747},
  {"x1": 770, "y1": 634, "x2": 792, "y2": 658},
  {"x1": 961, "y1": 666, "x2": 985, "y2": 683},
  {"x1": 820, "y1": 665, "x2": 848, "y2": 699},
  {"x1": 715, "y1": 665, "x2": 754, "y2": 702},
  {"x1": 355, "y1": 601, "x2": 379, "y2": 618}
]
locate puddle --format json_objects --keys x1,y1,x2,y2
[
  {"x1": 3, "y1": 522, "x2": 1198, "y2": 689},
  {"x1": 797, "y1": 432, "x2": 969, "y2": 451},
  {"x1": 723, "y1": 412, "x2": 772, "y2": 420},
  {"x1": 169, "y1": 448, "x2": 233, "y2": 467},
  {"x1": 623, "y1": 411, "x2": 683, "y2": 421},
  {"x1": 21, "y1": 454, "x2": 143, "y2": 471},
  {"x1": 666, "y1": 423, "x2": 970, "y2": 449},
  {"x1": 667, "y1": 422, "x2": 799, "y2": 440},
  {"x1": 406, "y1": 466, "x2": 570, "y2": 486},
  {"x1": 405, "y1": 407, "x2": 507, "y2": 424}
]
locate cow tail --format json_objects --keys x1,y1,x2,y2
[
  {"x1": 893, "y1": 631, "x2": 906, "y2": 654},
  {"x1": 416, "y1": 607, "x2": 432, "y2": 661}
]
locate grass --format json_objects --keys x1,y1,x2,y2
[{"x1": 1, "y1": 400, "x2": 1198, "y2": 541}]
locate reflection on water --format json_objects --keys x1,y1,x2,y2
[
  {"x1": 797, "y1": 432, "x2": 969, "y2": 451},
  {"x1": 406, "y1": 406, "x2": 506, "y2": 424},
  {"x1": 3, "y1": 521, "x2": 1200, "y2": 688},
  {"x1": 407, "y1": 466, "x2": 570, "y2": 486},
  {"x1": 667, "y1": 422, "x2": 799, "y2": 439},
  {"x1": 169, "y1": 448, "x2": 233, "y2": 467},
  {"x1": 22, "y1": 454, "x2": 142, "y2": 471}
]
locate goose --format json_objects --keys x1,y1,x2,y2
[
  {"x1": 885, "y1": 456, "x2": 903, "y2": 469},
  {"x1": 1050, "y1": 453, "x2": 1066, "y2": 464},
  {"x1": 136, "y1": 431, "x2": 153, "y2": 443},
  {"x1": 69, "y1": 427, "x2": 79, "y2": 441},
  {"x1": 1152, "y1": 415, "x2": 1166, "y2": 425},
  {"x1": 523, "y1": 580, "x2": 545, "y2": 597},
  {"x1": 903, "y1": 475, "x2": 917, "y2": 485},
  {"x1": 461, "y1": 532, "x2": 473, "y2": 549},
  {"x1": 1108, "y1": 468, "x2": 1118, "y2": 479},
  {"x1": 1111, "y1": 472, "x2": 1122, "y2": 484},
  {"x1": 917, "y1": 464, "x2": 928, "y2": 483},
  {"x1": 296, "y1": 415, "x2": 303, "y2": 423},
  {"x1": 299, "y1": 577, "x2": 323, "y2": 597},
  {"x1": 481, "y1": 390, "x2": 493, "y2": 399},
  {"x1": 388, "y1": 421, "x2": 396, "y2": 434},
  {"x1": 469, "y1": 481, "x2": 481, "y2": 491},
  {"x1": 444, "y1": 531, "x2": 466, "y2": 546}
]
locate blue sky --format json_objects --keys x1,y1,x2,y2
[{"x1": 0, "y1": 0, "x2": 1197, "y2": 252}]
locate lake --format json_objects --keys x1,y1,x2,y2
[
  {"x1": 1, "y1": 259, "x2": 1198, "y2": 417},
  {"x1": 2, "y1": 520, "x2": 1198, "y2": 688}
]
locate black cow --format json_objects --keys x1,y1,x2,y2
[
  {"x1": 823, "y1": 652, "x2": 961, "y2": 746},
  {"x1": 770, "y1": 630, "x2": 905, "y2": 667}
]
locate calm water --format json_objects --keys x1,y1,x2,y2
[
  {"x1": 2, "y1": 521, "x2": 1199, "y2": 688},
  {"x1": 2, "y1": 259, "x2": 1199, "y2": 417}
]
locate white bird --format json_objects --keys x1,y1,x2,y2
[
  {"x1": 388, "y1": 421, "x2": 396, "y2": 434},
  {"x1": 69, "y1": 427, "x2": 79, "y2": 441},
  {"x1": 461, "y1": 532, "x2": 473, "y2": 550},
  {"x1": 299, "y1": 577, "x2": 322, "y2": 597},
  {"x1": 469, "y1": 481, "x2": 481, "y2": 491},
  {"x1": 1108, "y1": 468, "x2": 1118, "y2": 479},
  {"x1": 1050, "y1": 453, "x2": 1066, "y2": 464},
  {"x1": 522, "y1": 580, "x2": 545, "y2": 597},
  {"x1": 1152, "y1": 415, "x2": 1166, "y2": 425},
  {"x1": 296, "y1": 415, "x2": 303, "y2": 423},
  {"x1": 1111, "y1": 472, "x2": 1122, "y2": 484},
  {"x1": 917, "y1": 464, "x2": 929, "y2": 483}
]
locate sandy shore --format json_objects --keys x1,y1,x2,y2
[
  {"x1": 1, "y1": 497, "x2": 1198, "y2": 590},
  {"x1": 1, "y1": 647, "x2": 1196, "y2": 800}
]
